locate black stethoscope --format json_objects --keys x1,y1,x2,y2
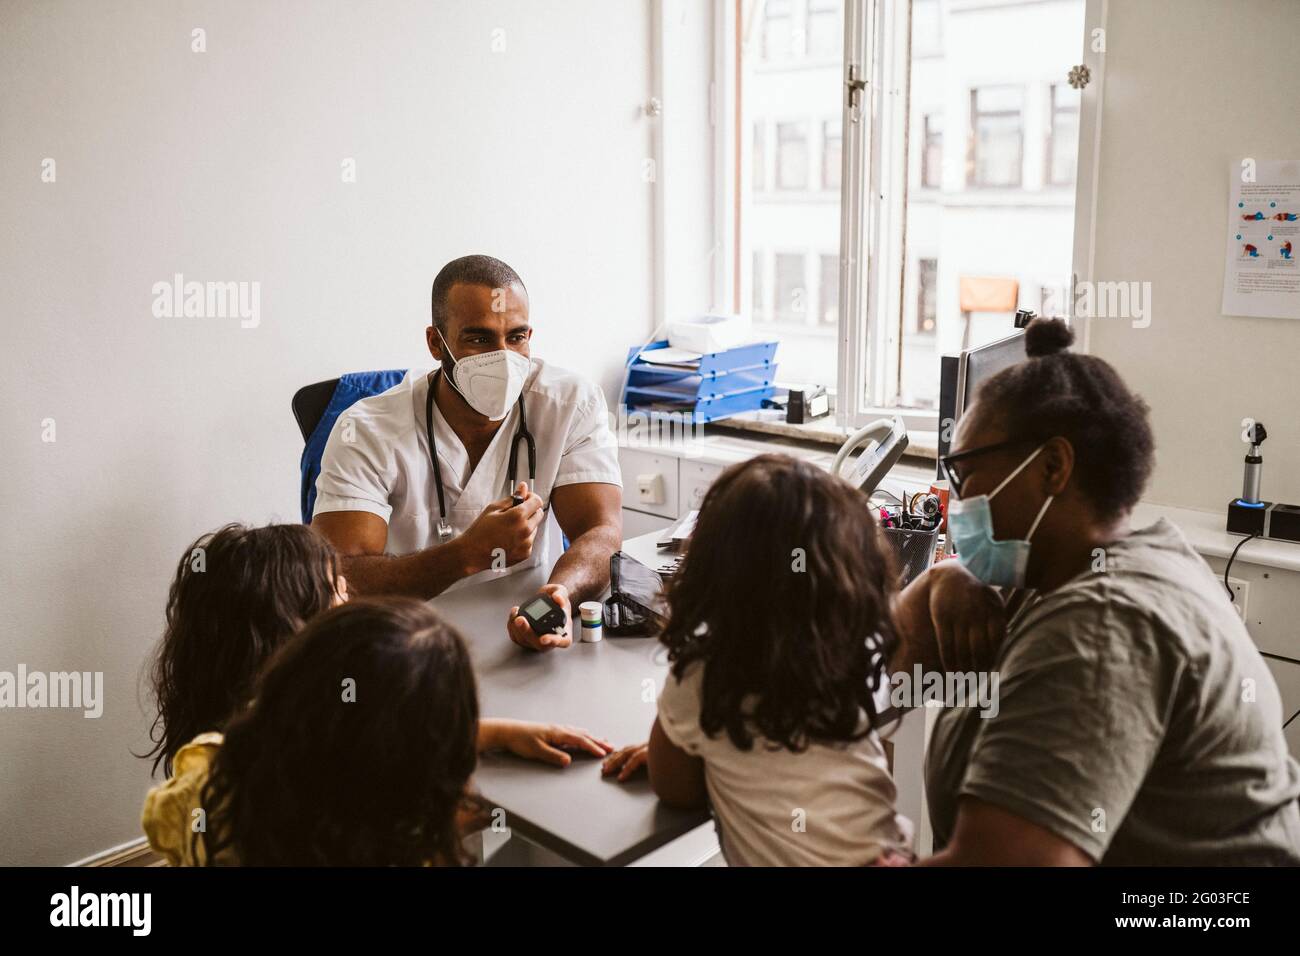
[{"x1": 424, "y1": 371, "x2": 536, "y2": 543}]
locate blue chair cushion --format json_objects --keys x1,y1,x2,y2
[{"x1": 300, "y1": 370, "x2": 407, "y2": 523}]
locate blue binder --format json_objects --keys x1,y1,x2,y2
[{"x1": 622, "y1": 339, "x2": 778, "y2": 424}]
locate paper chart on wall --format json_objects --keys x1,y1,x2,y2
[{"x1": 1222, "y1": 158, "x2": 1300, "y2": 320}]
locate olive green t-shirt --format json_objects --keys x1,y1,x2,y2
[{"x1": 926, "y1": 518, "x2": 1300, "y2": 864}]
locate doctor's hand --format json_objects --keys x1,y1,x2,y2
[
  {"x1": 507, "y1": 582, "x2": 573, "y2": 652},
  {"x1": 927, "y1": 559, "x2": 1007, "y2": 673},
  {"x1": 459, "y1": 482, "x2": 546, "y2": 575}
]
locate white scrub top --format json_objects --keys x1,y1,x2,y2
[{"x1": 312, "y1": 358, "x2": 622, "y2": 595}]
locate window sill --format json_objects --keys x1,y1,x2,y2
[{"x1": 709, "y1": 411, "x2": 939, "y2": 462}]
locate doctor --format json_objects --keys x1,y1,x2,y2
[{"x1": 311, "y1": 255, "x2": 623, "y2": 652}]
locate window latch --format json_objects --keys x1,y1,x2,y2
[{"x1": 846, "y1": 64, "x2": 867, "y2": 114}]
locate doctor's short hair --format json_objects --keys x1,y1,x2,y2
[
  {"x1": 430, "y1": 254, "x2": 527, "y2": 330},
  {"x1": 973, "y1": 317, "x2": 1154, "y2": 512},
  {"x1": 659, "y1": 453, "x2": 898, "y2": 753}
]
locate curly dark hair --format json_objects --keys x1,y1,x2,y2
[
  {"x1": 659, "y1": 454, "x2": 898, "y2": 753},
  {"x1": 145, "y1": 523, "x2": 341, "y2": 776},
  {"x1": 974, "y1": 317, "x2": 1155, "y2": 511},
  {"x1": 198, "y1": 598, "x2": 480, "y2": 867}
]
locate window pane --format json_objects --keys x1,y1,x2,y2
[
  {"x1": 806, "y1": 0, "x2": 842, "y2": 59},
  {"x1": 762, "y1": 0, "x2": 794, "y2": 61},
  {"x1": 822, "y1": 119, "x2": 841, "y2": 190},
  {"x1": 912, "y1": 0, "x2": 943, "y2": 56},
  {"x1": 774, "y1": 253, "x2": 806, "y2": 324},
  {"x1": 917, "y1": 259, "x2": 937, "y2": 334},
  {"x1": 969, "y1": 87, "x2": 1024, "y2": 187},
  {"x1": 753, "y1": 251, "x2": 767, "y2": 319},
  {"x1": 1047, "y1": 84, "x2": 1080, "y2": 186},
  {"x1": 819, "y1": 254, "x2": 839, "y2": 326},
  {"x1": 753, "y1": 122, "x2": 767, "y2": 192},
  {"x1": 741, "y1": 0, "x2": 842, "y2": 389},
  {"x1": 898, "y1": 0, "x2": 1084, "y2": 410},
  {"x1": 776, "y1": 122, "x2": 809, "y2": 190},
  {"x1": 922, "y1": 113, "x2": 943, "y2": 188}
]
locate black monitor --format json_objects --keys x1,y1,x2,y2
[
  {"x1": 937, "y1": 331, "x2": 1027, "y2": 477},
  {"x1": 935, "y1": 354, "x2": 959, "y2": 479},
  {"x1": 956, "y1": 331, "x2": 1027, "y2": 422}
]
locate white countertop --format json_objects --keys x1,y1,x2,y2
[{"x1": 1132, "y1": 502, "x2": 1300, "y2": 573}]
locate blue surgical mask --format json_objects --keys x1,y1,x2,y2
[{"x1": 946, "y1": 443, "x2": 1053, "y2": 588}]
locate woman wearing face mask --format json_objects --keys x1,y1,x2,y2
[{"x1": 890, "y1": 318, "x2": 1300, "y2": 866}]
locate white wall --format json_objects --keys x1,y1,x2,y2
[
  {"x1": 0, "y1": 0, "x2": 654, "y2": 865},
  {"x1": 1086, "y1": 0, "x2": 1300, "y2": 512}
]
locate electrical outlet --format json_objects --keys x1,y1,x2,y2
[{"x1": 1227, "y1": 577, "x2": 1250, "y2": 621}]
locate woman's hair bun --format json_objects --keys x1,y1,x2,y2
[{"x1": 1023, "y1": 316, "x2": 1075, "y2": 358}]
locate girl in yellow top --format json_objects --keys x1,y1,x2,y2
[{"x1": 147, "y1": 599, "x2": 490, "y2": 866}]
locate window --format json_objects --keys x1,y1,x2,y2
[
  {"x1": 822, "y1": 119, "x2": 841, "y2": 190},
  {"x1": 775, "y1": 122, "x2": 809, "y2": 190},
  {"x1": 738, "y1": 2, "x2": 843, "y2": 388},
  {"x1": 725, "y1": 0, "x2": 1087, "y2": 419},
  {"x1": 916, "y1": 259, "x2": 937, "y2": 334},
  {"x1": 912, "y1": 0, "x2": 942, "y2": 57},
  {"x1": 1046, "y1": 83, "x2": 1080, "y2": 186},
  {"x1": 819, "y1": 254, "x2": 839, "y2": 325},
  {"x1": 921, "y1": 113, "x2": 942, "y2": 188},
  {"x1": 762, "y1": 0, "x2": 795, "y2": 61},
  {"x1": 968, "y1": 86, "x2": 1024, "y2": 188},
  {"x1": 807, "y1": 0, "x2": 843, "y2": 59},
  {"x1": 753, "y1": 251, "x2": 767, "y2": 319},
  {"x1": 774, "y1": 253, "x2": 806, "y2": 324}
]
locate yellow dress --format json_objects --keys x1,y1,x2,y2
[{"x1": 141, "y1": 732, "x2": 232, "y2": 866}]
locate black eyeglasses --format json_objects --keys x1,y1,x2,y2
[{"x1": 940, "y1": 437, "x2": 1036, "y2": 498}]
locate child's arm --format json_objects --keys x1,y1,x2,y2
[
  {"x1": 648, "y1": 718, "x2": 707, "y2": 808},
  {"x1": 601, "y1": 719, "x2": 707, "y2": 810},
  {"x1": 478, "y1": 718, "x2": 612, "y2": 767}
]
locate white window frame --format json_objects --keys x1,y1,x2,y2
[{"x1": 702, "y1": 0, "x2": 1105, "y2": 433}]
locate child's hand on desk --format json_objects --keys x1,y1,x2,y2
[
  {"x1": 601, "y1": 742, "x2": 649, "y2": 781},
  {"x1": 482, "y1": 718, "x2": 612, "y2": 767}
]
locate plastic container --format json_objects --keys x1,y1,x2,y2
[{"x1": 578, "y1": 601, "x2": 604, "y2": 643}]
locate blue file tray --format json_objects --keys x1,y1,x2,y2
[{"x1": 622, "y1": 339, "x2": 778, "y2": 424}]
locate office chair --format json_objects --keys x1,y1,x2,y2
[
  {"x1": 292, "y1": 378, "x2": 342, "y2": 443},
  {"x1": 294, "y1": 370, "x2": 408, "y2": 523}
]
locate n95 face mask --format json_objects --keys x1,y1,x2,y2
[
  {"x1": 946, "y1": 443, "x2": 1053, "y2": 589},
  {"x1": 437, "y1": 328, "x2": 531, "y2": 421}
]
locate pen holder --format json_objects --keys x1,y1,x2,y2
[{"x1": 883, "y1": 524, "x2": 941, "y2": 587}]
